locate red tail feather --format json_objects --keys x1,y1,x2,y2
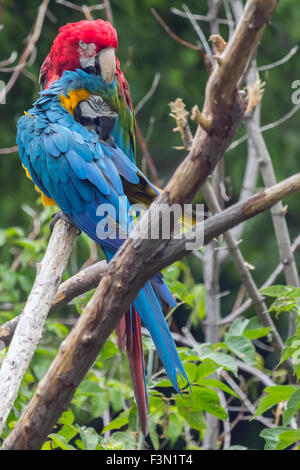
[{"x1": 125, "y1": 308, "x2": 148, "y2": 435}]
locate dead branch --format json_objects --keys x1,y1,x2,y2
[
  {"x1": 0, "y1": 260, "x2": 107, "y2": 347},
  {"x1": 257, "y1": 45, "x2": 298, "y2": 72},
  {"x1": 134, "y1": 72, "x2": 161, "y2": 116},
  {"x1": 219, "y1": 234, "x2": 300, "y2": 325},
  {"x1": 0, "y1": 219, "x2": 78, "y2": 435},
  {"x1": 228, "y1": 103, "x2": 300, "y2": 151},
  {"x1": 135, "y1": 121, "x2": 161, "y2": 187},
  {"x1": 0, "y1": 145, "x2": 18, "y2": 155},
  {"x1": 0, "y1": 0, "x2": 49, "y2": 103},
  {"x1": 168, "y1": 93, "x2": 285, "y2": 368},
  {"x1": 247, "y1": 121, "x2": 299, "y2": 288},
  {"x1": 102, "y1": 0, "x2": 114, "y2": 25},
  {"x1": 202, "y1": 181, "x2": 285, "y2": 362},
  {"x1": 151, "y1": 8, "x2": 206, "y2": 54}
]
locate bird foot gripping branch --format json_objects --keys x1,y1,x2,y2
[{"x1": 49, "y1": 210, "x2": 81, "y2": 235}]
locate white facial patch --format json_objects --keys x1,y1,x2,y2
[
  {"x1": 98, "y1": 48, "x2": 116, "y2": 84},
  {"x1": 78, "y1": 41, "x2": 97, "y2": 69}
]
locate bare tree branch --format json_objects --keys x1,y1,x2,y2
[
  {"x1": 219, "y1": 233, "x2": 300, "y2": 325},
  {"x1": 228, "y1": 103, "x2": 300, "y2": 151},
  {"x1": 257, "y1": 45, "x2": 298, "y2": 72},
  {"x1": 102, "y1": 0, "x2": 114, "y2": 25},
  {"x1": 151, "y1": 8, "x2": 205, "y2": 52},
  {"x1": 0, "y1": 260, "x2": 107, "y2": 347},
  {"x1": 247, "y1": 121, "x2": 299, "y2": 290},
  {"x1": 202, "y1": 180, "x2": 285, "y2": 362},
  {"x1": 134, "y1": 72, "x2": 161, "y2": 116},
  {"x1": 0, "y1": 219, "x2": 78, "y2": 435},
  {"x1": 0, "y1": 0, "x2": 49, "y2": 103},
  {"x1": 1, "y1": 0, "x2": 280, "y2": 449}
]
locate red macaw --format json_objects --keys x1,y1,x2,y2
[{"x1": 17, "y1": 19, "x2": 189, "y2": 435}]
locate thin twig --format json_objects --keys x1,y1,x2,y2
[
  {"x1": 170, "y1": 7, "x2": 235, "y2": 27},
  {"x1": 102, "y1": 0, "x2": 114, "y2": 25},
  {"x1": 0, "y1": 51, "x2": 17, "y2": 67},
  {"x1": 0, "y1": 145, "x2": 18, "y2": 155},
  {"x1": 135, "y1": 120, "x2": 160, "y2": 187},
  {"x1": 220, "y1": 234, "x2": 300, "y2": 325},
  {"x1": 182, "y1": 3, "x2": 214, "y2": 65},
  {"x1": 221, "y1": 370, "x2": 274, "y2": 428},
  {"x1": 257, "y1": 45, "x2": 298, "y2": 72},
  {"x1": 0, "y1": 0, "x2": 50, "y2": 103},
  {"x1": 247, "y1": 121, "x2": 300, "y2": 290},
  {"x1": 151, "y1": 8, "x2": 203, "y2": 51},
  {"x1": 228, "y1": 103, "x2": 300, "y2": 151}
]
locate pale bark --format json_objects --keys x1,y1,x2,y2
[{"x1": 0, "y1": 220, "x2": 78, "y2": 435}]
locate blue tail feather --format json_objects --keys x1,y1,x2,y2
[
  {"x1": 133, "y1": 281, "x2": 189, "y2": 392},
  {"x1": 104, "y1": 248, "x2": 189, "y2": 393}
]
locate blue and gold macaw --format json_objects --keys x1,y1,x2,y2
[{"x1": 17, "y1": 19, "x2": 189, "y2": 435}]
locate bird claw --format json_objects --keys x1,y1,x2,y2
[{"x1": 49, "y1": 211, "x2": 81, "y2": 235}]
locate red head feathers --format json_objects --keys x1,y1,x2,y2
[{"x1": 40, "y1": 19, "x2": 118, "y2": 89}]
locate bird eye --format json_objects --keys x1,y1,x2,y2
[{"x1": 79, "y1": 40, "x2": 88, "y2": 50}]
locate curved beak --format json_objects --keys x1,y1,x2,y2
[{"x1": 98, "y1": 47, "x2": 116, "y2": 84}]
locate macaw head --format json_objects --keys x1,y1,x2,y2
[{"x1": 40, "y1": 20, "x2": 121, "y2": 90}]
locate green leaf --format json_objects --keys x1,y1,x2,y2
[
  {"x1": 41, "y1": 441, "x2": 52, "y2": 450},
  {"x1": 91, "y1": 391, "x2": 109, "y2": 417},
  {"x1": 168, "y1": 413, "x2": 184, "y2": 447},
  {"x1": 0, "y1": 229, "x2": 7, "y2": 246},
  {"x1": 254, "y1": 385, "x2": 299, "y2": 419},
  {"x1": 241, "y1": 316, "x2": 272, "y2": 340},
  {"x1": 225, "y1": 445, "x2": 248, "y2": 450},
  {"x1": 148, "y1": 416, "x2": 160, "y2": 450},
  {"x1": 78, "y1": 427, "x2": 99, "y2": 450},
  {"x1": 177, "y1": 387, "x2": 227, "y2": 424},
  {"x1": 142, "y1": 336, "x2": 156, "y2": 351},
  {"x1": 224, "y1": 334, "x2": 256, "y2": 365},
  {"x1": 228, "y1": 318, "x2": 250, "y2": 336},
  {"x1": 260, "y1": 427, "x2": 300, "y2": 450},
  {"x1": 196, "y1": 359, "x2": 218, "y2": 379},
  {"x1": 181, "y1": 362, "x2": 198, "y2": 382},
  {"x1": 190, "y1": 284, "x2": 206, "y2": 323},
  {"x1": 243, "y1": 327, "x2": 271, "y2": 340},
  {"x1": 109, "y1": 431, "x2": 136, "y2": 450},
  {"x1": 48, "y1": 433, "x2": 75, "y2": 450},
  {"x1": 283, "y1": 388, "x2": 300, "y2": 425},
  {"x1": 176, "y1": 396, "x2": 205, "y2": 432},
  {"x1": 99, "y1": 340, "x2": 119, "y2": 361},
  {"x1": 102, "y1": 410, "x2": 130, "y2": 433},
  {"x1": 200, "y1": 351, "x2": 238, "y2": 376},
  {"x1": 6, "y1": 227, "x2": 24, "y2": 238},
  {"x1": 261, "y1": 285, "x2": 300, "y2": 298},
  {"x1": 58, "y1": 410, "x2": 75, "y2": 425},
  {"x1": 196, "y1": 378, "x2": 238, "y2": 398},
  {"x1": 59, "y1": 423, "x2": 78, "y2": 442}
]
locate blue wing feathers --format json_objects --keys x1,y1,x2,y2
[
  {"x1": 52, "y1": 131, "x2": 69, "y2": 153},
  {"x1": 17, "y1": 71, "x2": 189, "y2": 400}
]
